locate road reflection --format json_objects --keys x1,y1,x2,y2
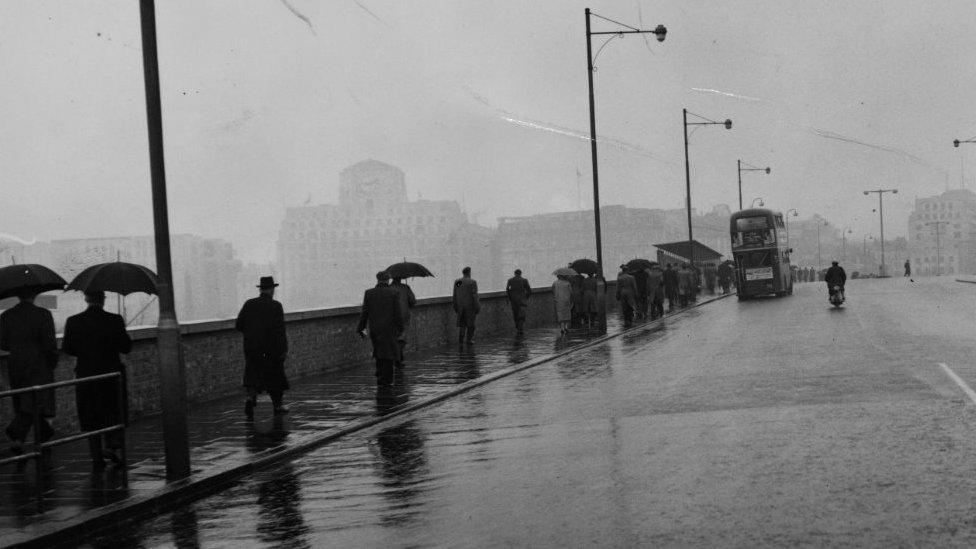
[
  {"x1": 373, "y1": 419, "x2": 429, "y2": 527},
  {"x1": 255, "y1": 463, "x2": 310, "y2": 548}
]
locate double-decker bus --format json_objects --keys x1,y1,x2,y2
[{"x1": 730, "y1": 208, "x2": 793, "y2": 299}]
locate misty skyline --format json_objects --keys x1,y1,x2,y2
[{"x1": 4, "y1": 1, "x2": 976, "y2": 263}]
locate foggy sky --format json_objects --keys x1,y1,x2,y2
[{"x1": 2, "y1": 1, "x2": 975, "y2": 262}]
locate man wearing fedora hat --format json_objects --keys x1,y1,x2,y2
[
  {"x1": 235, "y1": 276, "x2": 289, "y2": 419},
  {"x1": 357, "y1": 271, "x2": 404, "y2": 387}
]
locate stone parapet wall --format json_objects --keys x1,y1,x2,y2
[{"x1": 1, "y1": 284, "x2": 621, "y2": 433}]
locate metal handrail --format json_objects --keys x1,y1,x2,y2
[{"x1": 0, "y1": 370, "x2": 128, "y2": 502}]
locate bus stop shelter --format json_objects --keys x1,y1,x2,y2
[{"x1": 653, "y1": 240, "x2": 724, "y2": 267}]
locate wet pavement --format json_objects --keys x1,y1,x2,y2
[
  {"x1": 73, "y1": 277, "x2": 976, "y2": 547},
  {"x1": 1, "y1": 294, "x2": 716, "y2": 547}
]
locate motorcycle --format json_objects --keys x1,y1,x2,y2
[{"x1": 829, "y1": 285, "x2": 845, "y2": 308}]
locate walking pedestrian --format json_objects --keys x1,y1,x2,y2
[
  {"x1": 1, "y1": 289, "x2": 58, "y2": 455},
  {"x1": 646, "y1": 265, "x2": 665, "y2": 318},
  {"x1": 62, "y1": 290, "x2": 132, "y2": 467},
  {"x1": 663, "y1": 263, "x2": 679, "y2": 312},
  {"x1": 505, "y1": 269, "x2": 532, "y2": 335},
  {"x1": 616, "y1": 265, "x2": 638, "y2": 327},
  {"x1": 390, "y1": 277, "x2": 416, "y2": 370},
  {"x1": 452, "y1": 266, "x2": 480, "y2": 344},
  {"x1": 677, "y1": 264, "x2": 694, "y2": 307},
  {"x1": 357, "y1": 271, "x2": 404, "y2": 387},
  {"x1": 581, "y1": 273, "x2": 599, "y2": 327},
  {"x1": 568, "y1": 270, "x2": 584, "y2": 327},
  {"x1": 704, "y1": 263, "x2": 717, "y2": 295},
  {"x1": 717, "y1": 261, "x2": 733, "y2": 294},
  {"x1": 904, "y1": 259, "x2": 911, "y2": 277},
  {"x1": 552, "y1": 274, "x2": 573, "y2": 334},
  {"x1": 236, "y1": 276, "x2": 289, "y2": 420},
  {"x1": 632, "y1": 267, "x2": 649, "y2": 319}
]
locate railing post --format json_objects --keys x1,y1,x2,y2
[
  {"x1": 31, "y1": 388, "x2": 43, "y2": 505},
  {"x1": 117, "y1": 372, "x2": 128, "y2": 483}
]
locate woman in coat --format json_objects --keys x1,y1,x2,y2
[
  {"x1": 552, "y1": 275, "x2": 573, "y2": 334},
  {"x1": 580, "y1": 273, "x2": 599, "y2": 327}
]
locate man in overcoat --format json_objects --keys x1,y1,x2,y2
[
  {"x1": 62, "y1": 290, "x2": 132, "y2": 466},
  {"x1": 236, "y1": 276, "x2": 289, "y2": 419},
  {"x1": 663, "y1": 263, "x2": 679, "y2": 312},
  {"x1": 390, "y1": 277, "x2": 416, "y2": 370},
  {"x1": 505, "y1": 269, "x2": 532, "y2": 335},
  {"x1": 646, "y1": 266, "x2": 665, "y2": 319},
  {"x1": 452, "y1": 266, "x2": 480, "y2": 344},
  {"x1": 615, "y1": 265, "x2": 638, "y2": 327},
  {"x1": 1, "y1": 289, "x2": 58, "y2": 454},
  {"x1": 677, "y1": 264, "x2": 695, "y2": 307},
  {"x1": 357, "y1": 271, "x2": 404, "y2": 386}
]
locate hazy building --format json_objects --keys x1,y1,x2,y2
[
  {"x1": 493, "y1": 205, "x2": 727, "y2": 285},
  {"x1": 908, "y1": 189, "x2": 976, "y2": 275},
  {"x1": 2, "y1": 234, "x2": 242, "y2": 329},
  {"x1": 277, "y1": 160, "x2": 496, "y2": 310}
]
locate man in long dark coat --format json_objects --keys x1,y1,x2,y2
[
  {"x1": 62, "y1": 290, "x2": 132, "y2": 466},
  {"x1": 236, "y1": 276, "x2": 289, "y2": 419},
  {"x1": 615, "y1": 265, "x2": 638, "y2": 327},
  {"x1": 646, "y1": 266, "x2": 665, "y2": 319},
  {"x1": 452, "y1": 266, "x2": 480, "y2": 344},
  {"x1": 663, "y1": 263, "x2": 679, "y2": 312},
  {"x1": 1, "y1": 289, "x2": 58, "y2": 454},
  {"x1": 390, "y1": 277, "x2": 416, "y2": 370},
  {"x1": 505, "y1": 269, "x2": 532, "y2": 335},
  {"x1": 717, "y1": 261, "x2": 733, "y2": 294},
  {"x1": 632, "y1": 267, "x2": 649, "y2": 319},
  {"x1": 357, "y1": 271, "x2": 404, "y2": 387}
]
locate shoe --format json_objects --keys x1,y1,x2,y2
[
  {"x1": 244, "y1": 398, "x2": 255, "y2": 420},
  {"x1": 273, "y1": 405, "x2": 290, "y2": 415}
]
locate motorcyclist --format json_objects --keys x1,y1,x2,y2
[{"x1": 824, "y1": 260, "x2": 846, "y2": 302}]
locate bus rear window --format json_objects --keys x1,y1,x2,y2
[{"x1": 735, "y1": 217, "x2": 768, "y2": 231}]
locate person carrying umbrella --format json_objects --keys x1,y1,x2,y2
[
  {"x1": 452, "y1": 266, "x2": 480, "y2": 344},
  {"x1": 616, "y1": 265, "x2": 638, "y2": 327},
  {"x1": 552, "y1": 274, "x2": 573, "y2": 335},
  {"x1": 390, "y1": 276, "x2": 416, "y2": 370},
  {"x1": 62, "y1": 290, "x2": 132, "y2": 467},
  {"x1": 236, "y1": 276, "x2": 289, "y2": 419},
  {"x1": 505, "y1": 269, "x2": 532, "y2": 335},
  {"x1": 580, "y1": 273, "x2": 600, "y2": 327},
  {"x1": 357, "y1": 271, "x2": 404, "y2": 387},
  {"x1": 1, "y1": 288, "x2": 59, "y2": 455},
  {"x1": 646, "y1": 265, "x2": 665, "y2": 319}
]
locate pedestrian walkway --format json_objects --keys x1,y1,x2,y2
[{"x1": 0, "y1": 295, "x2": 727, "y2": 547}]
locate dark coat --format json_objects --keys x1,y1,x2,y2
[
  {"x1": 646, "y1": 268, "x2": 665, "y2": 301},
  {"x1": 452, "y1": 276, "x2": 480, "y2": 328},
  {"x1": 825, "y1": 266, "x2": 847, "y2": 286},
  {"x1": 0, "y1": 301, "x2": 59, "y2": 416},
  {"x1": 506, "y1": 276, "x2": 532, "y2": 308},
  {"x1": 236, "y1": 295, "x2": 289, "y2": 391},
  {"x1": 616, "y1": 271, "x2": 638, "y2": 309},
  {"x1": 663, "y1": 268, "x2": 679, "y2": 292},
  {"x1": 357, "y1": 283, "x2": 404, "y2": 361},
  {"x1": 62, "y1": 307, "x2": 132, "y2": 430},
  {"x1": 581, "y1": 276, "x2": 600, "y2": 313}
]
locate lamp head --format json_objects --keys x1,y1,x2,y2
[
  {"x1": 892, "y1": 189, "x2": 898, "y2": 194},
  {"x1": 724, "y1": 119, "x2": 733, "y2": 130},
  {"x1": 863, "y1": 191, "x2": 869, "y2": 195},
  {"x1": 764, "y1": 167, "x2": 771, "y2": 174},
  {"x1": 654, "y1": 24, "x2": 667, "y2": 42},
  {"x1": 955, "y1": 139, "x2": 961, "y2": 148}
]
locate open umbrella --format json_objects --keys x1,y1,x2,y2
[
  {"x1": 624, "y1": 258, "x2": 656, "y2": 273},
  {"x1": 553, "y1": 267, "x2": 578, "y2": 277},
  {"x1": 569, "y1": 258, "x2": 600, "y2": 275},
  {"x1": 385, "y1": 261, "x2": 434, "y2": 279},
  {"x1": 0, "y1": 264, "x2": 67, "y2": 300},
  {"x1": 66, "y1": 262, "x2": 159, "y2": 296}
]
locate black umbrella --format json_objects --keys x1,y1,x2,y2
[
  {"x1": 0, "y1": 264, "x2": 68, "y2": 300},
  {"x1": 385, "y1": 261, "x2": 434, "y2": 279},
  {"x1": 624, "y1": 258, "x2": 656, "y2": 273},
  {"x1": 66, "y1": 262, "x2": 159, "y2": 296},
  {"x1": 569, "y1": 258, "x2": 600, "y2": 275}
]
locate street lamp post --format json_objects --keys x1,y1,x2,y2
[
  {"x1": 785, "y1": 208, "x2": 798, "y2": 247},
  {"x1": 138, "y1": 0, "x2": 190, "y2": 480},
  {"x1": 684, "y1": 109, "x2": 732, "y2": 266},
  {"x1": 737, "y1": 160, "x2": 771, "y2": 211},
  {"x1": 863, "y1": 188, "x2": 898, "y2": 277},
  {"x1": 585, "y1": 9, "x2": 665, "y2": 331},
  {"x1": 816, "y1": 218, "x2": 828, "y2": 271},
  {"x1": 585, "y1": 8, "x2": 666, "y2": 275},
  {"x1": 841, "y1": 227, "x2": 853, "y2": 262},
  {"x1": 925, "y1": 220, "x2": 949, "y2": 276}
]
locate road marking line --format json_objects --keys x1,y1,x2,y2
[{"x1": 938, "y1": 362, "x2": 976, "y2": 405}]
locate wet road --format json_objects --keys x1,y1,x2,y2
[{"x1": 84, "y1": 278, "x2": 976, "y2": 547}]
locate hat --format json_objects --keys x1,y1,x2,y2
[
  {"x1": 257, "y1": 276, "x2": 279, "y2": 288},
  {"x1": 514, "y1": 269, "x2": 522, "y2": 275},
  {"x1": 376, "y1": 270, "x2": 391, "y2": 281}
]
